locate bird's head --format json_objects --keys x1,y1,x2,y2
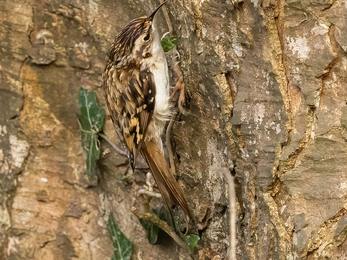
[{"x1": 110, "y1": 1, "x2": 167, "y2": 65}]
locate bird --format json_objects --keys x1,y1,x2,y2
[{"x1": 102, "y1": 1, "x2": 192, "y2": 219}]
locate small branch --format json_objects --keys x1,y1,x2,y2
[
  {"x1": 145, "y1": 172, "x2": 156, "y2": 192},
  {"x1": 161, "y1": 3, "x2": 188, "y2": 174},
  {"x1": 139, "y1": 194, "x2": 151, "y2": 214},
  {"x1": 166, "y1": 117, "x2": 176, "y2": 173},
  {"x1": 159, "y1": 0, "x2": 173, "y2": 33},
  {"x1": 132, "y1": 207, "x2": 190, "y2": 252},
  {"x1": 138, "y1": 189, "x2": 162, "y2": 199},
  {"x1": 98, "y1": 133, "x2": 127, "y2": 156},
  {"x1": 213, "y1": 168, "x2": 237, "y2": 260},
  {"x1": 227, "y1": 174, "x2": 237, "y2": 260}
]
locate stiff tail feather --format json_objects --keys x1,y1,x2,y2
[{"x1": 141, "y1": 140, "x2": 192, "y2": 219}]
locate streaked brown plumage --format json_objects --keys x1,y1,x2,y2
[{"x1": 103, "y1": 2, "x2": 192, "y2": 219}]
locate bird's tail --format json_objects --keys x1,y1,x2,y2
[{"x1": 141, "y1": 140, "x2": 192, "y2": 219}]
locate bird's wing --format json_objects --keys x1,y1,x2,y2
[
  {"x1": 141, "y1": 140, "x2": 193, "y2": 219},
  {"x1": 106, "y1": 68, "x2": 156, "y2": 168},
  {"x1": 104, "y1": 67, "x2": 193, "y2": 219}
]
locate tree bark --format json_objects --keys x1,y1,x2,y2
[{"x1": 1, "y1": 0, "x2": 347, "y2": 259}]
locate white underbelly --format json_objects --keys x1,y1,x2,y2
[
  {"x1": 142, "y1": 23, "x2": 173, "y2": 146},
  {"x1": 144, "y1": 56, "x2": 173, "y2": 149},
  {"x1": 151, "y1": 58, "x2": 170, "y2": 117}
]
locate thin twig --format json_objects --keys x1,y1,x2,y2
[
  {"x1": 213, "y1": 168, "x2": 237, "y2": 260},
  {"x1": 159, "y1": 0, "x2": 173, "y2": 32},
  {"x1": 160, "y1": 0, "x2": 187, "y2": 174},
  {"x1": 139, "y1": 194, "x2": 151, "y2": 213},
  {"x1": 166, "y1": 117, "x2": 176, "y2": 173},
  {"x1": 132, "y1": 207, "x2": 190, "y2": 251},
  {"x1": 138, "y1": 189, "x2": 162, "y2": 199},
  {"x1": 98, "y1": 133, "x2": 127, "y2": 156}
]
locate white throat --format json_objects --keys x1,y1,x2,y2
[
  {"x1": 140, "y1": 21, "x2": 173, "y2": 146},
  {"x1": 146, "y1": 22, "x2": 170, "y2": 118}
]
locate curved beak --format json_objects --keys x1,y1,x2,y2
[{"x1": 148, "y1": 1, "x2": 168, "y2": 21}]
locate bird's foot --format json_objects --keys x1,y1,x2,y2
[
  {"x1": 138, "y1": 190, "x2": 162, "y2": 199},
  {"x1": 98, "y1": 133, "x2": 127, "y2": 156},
  {"x1": 138, "y1": 172, "x2": 162, "y2": 199},
  {"x1": 161, "y1": 31, "x2": 171, "y2": 41},
  {"x1": 137, "y1": 172, "x2": 161, "y2": 213},
  {"x1": 145, "y1": 172, "x2": 155, "y2": 192},
  {"x1": 170, "y1": 78, "x2": 189, "y2": 115}
]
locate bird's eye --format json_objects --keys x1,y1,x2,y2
[{"x1": 143, "y1": 33, "x2": 150, "y2": 42}]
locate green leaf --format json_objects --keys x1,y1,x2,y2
[
  {"x1": 148, "y1": 219, "x2": 160, "y2": 245},
  {"x1": 184, "y1": 234, "x2": 200, "y2": 251},
  {"x1": 77, "y1": 88, "x2": 105, "y2": 132},
  {"x1": 171, "y1": 211, "x2": 200, "y2": 251},
  {"x1": 161, "y1": 36, "x2": 178, "y2": 52},
  {"x1": 158, "y1": 206, "x2": 174, "y2": 228},
  {"x1": 108, "y1": 213, "x2": 132, "y2": 260},
  {"x1": 139, "y1": 206, "x2": 174, "y2": 245},
  {"x1": 139, "y1": 209, "x2": 160, "y2": 245},
  {"x1": 173, "y1": 215, "x2": 180, "y2": 231},
  {"x1": 115, "y1": 175, "x2": 131, "y2": 182},
  {"x1": 77, "y1": 88, "x2": 105, "y2": 180}
]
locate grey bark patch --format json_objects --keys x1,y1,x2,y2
[
  {"x1": 294, "y1": 213, "x2": 307, "y2": 231},
  {"x1": 334, "y1": 216, "x2": 347, "y2": 237},
  {"x1": 57, "y1": 234, "x2": 76, "y2": 260},
  {"x1": 30, "y1": 43, "x2": 56, "y2": 65},
  {"x1": 340, "y1": 106, "x2": 347, "y2": 130},
  {"x1": 68, "y1": 47, "x2": 90, "y2": 70}
]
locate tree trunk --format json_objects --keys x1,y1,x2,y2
[{"x1": 1, "y1": 0, "x2": 347, "y2": 259}]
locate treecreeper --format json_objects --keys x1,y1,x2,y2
[{"x1": 102, "y1": 2, "x2": 192, "y2": 219}]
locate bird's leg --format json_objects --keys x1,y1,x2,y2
[
  {"x1": 138, "y1": 172, "x2": 162, "y2": 199},
  {"x1": 138, "y1": 172, "x2": 162, "y2": 213},
  {"x1": 166, "y1": 78, "x2": 188, "y2": 175},
  {"x1": 170, "y1": 78, "x2": 184, "y2": 102},
  {"x1": 146, "y1": 172, "x2": 156, "y2": 192},
  {"x1": 166, "y1": 116, "x2": 176, "y2": 175},
  {"x1": 98, "y1": 133, "x2": 127, "y2": 156},
  {"x1": 165, "y1": 36, "x2": 188, "y2": 174},
  {"x1": 170, "y1": 78, "x2": 187, "y2": 115}
]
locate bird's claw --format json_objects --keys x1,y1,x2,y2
[
  {"x1": 138, "y1": 172, "x2": 162, "y2": 198},
  {"x1": 161, "y1": 31, "x2": 171, "y2": 41},
  {"x1": 145, "y1": 172, "x2": 156, "y2": 192},
  {"x1": 170, "y1": 79, "x2": 189, "y2": 115}
]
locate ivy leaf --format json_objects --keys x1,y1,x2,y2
[
  {"x1": 161, "y1": 36, "x2": 178, "y2": 52},
  {"x1": 139, "y1": 206, "x2": 199, "y2": 250},
  {"x1": 108, "y1": 213, "x2": 132, "y2": 260},
  {"x1": 173, "y1": 215, "x2": 180, "y2": 231},
  {"x1": 139, "y1": 206, "x2": 174, "y2": 245},
  {"x1": 140, "y1": 217, "x2": 160, "y2": 245},
  {"x1": 184, "y1": 234, "x2": 200, "y2": 251},
  {"x1": 77, "y1": 88, "x2": 105, "y2": 180},
  {"x1": 157, "y1": 206, "x2": 174, "y2": 228},
  {"x1": 139, "y1": 208, "x2": 161, "y2": 245},
  {"x1": 172, "y1": 211, "x2": 200, "y2": 251}
]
